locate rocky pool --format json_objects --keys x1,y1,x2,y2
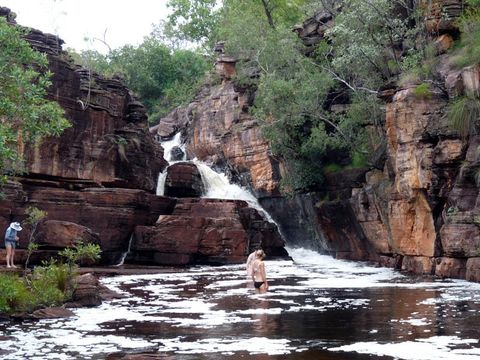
[{"x1": 1, "y1": 247, "x2": 480, "y2": 359}]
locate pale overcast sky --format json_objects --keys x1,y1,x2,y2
[{"x1": 1, "y1": 0, "x2": 170, "y2": 53}]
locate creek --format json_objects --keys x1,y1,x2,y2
[
  {"x1": 1, "y1": 248, "x2": 480, "y2": 359},
  {"x1": 2, "y1": 134, "x2": 479, "y2": 359}
]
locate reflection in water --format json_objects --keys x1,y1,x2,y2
[{"x1": 0, "y1": 248, "x2": 480, "y2": 359}]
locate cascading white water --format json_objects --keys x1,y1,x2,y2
[
  {"x1": 161, "y1": 132, "x2": 186, "y2": 162},
  {"x1": 156, "y1": 132, "x2": 186, "y2": 196},
  {"x1": 116, "y1": 233, "x2": 134, "y2": 267},
  {"x1": 194, "y1": 160, "x2": 280, "y2": 227},
  {"x1": 156, "y1": 171, "x2": 167, "y2": 196},
  {"x1": 156, "y1": 132, "x2": 281, "y2": 232}
]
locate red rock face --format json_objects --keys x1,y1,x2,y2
[
  {"x1": 36, "y1": 220, "x2": 101, "y2": 248},
  {"x1": 20, "y1": 26, "x2": 167, "y2": 193},
  {"x1": 420, "y1": 0, "x2": 464, "y2": 32},
  {"x1": 0, "y1": 182, "x2": 176, "y2": 264},
  {"x1": 131, "y1": 198, "x2": 286, "y2": 266},
  {"x1": 154, "y1": 75, "x2": 282, "y2": 197}
]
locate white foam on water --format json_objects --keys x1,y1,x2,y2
[
  {"x1": 3, "y1": 247, "x2": 480, "y2": 359},
  {"x1": 330, "y1": 336, "x2": 480, "y2": 360},
  {"x1": 399, "y1": 318, "x2": 431, "y2": 326},
  {"x1": 236, "y1": 308, "x2": 284, "y2": 315},
  {"x1": 206, "y1": 279, "x2": 249, "y2": 288},
  {"x1": 157, "y1": 336, "x2": 295, "y2": 355}
]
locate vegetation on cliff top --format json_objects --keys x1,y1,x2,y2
[
  {"x1": 69, "y1": 34, "x2": 209, "y2": 123},
  {"x1": 165, "y1": 0, "x2": 425, "y2": 192},
  {"x1": 0, "y1": 17, "x2": 70, "y2": 180},
  {"x1": 447, "y1": 0, "x2": 480, "y2": 137},
  {"x1": 72, "y1": 0, "x2": 480, "y2": 193}
]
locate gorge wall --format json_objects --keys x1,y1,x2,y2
[
  {"x1": 0, "y1": 7, "x2": 286, "y2": 266},
  {"x1": 152, "y1": 0, "x2": 480, "y2": 281}
]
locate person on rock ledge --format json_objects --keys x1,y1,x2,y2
[
  {"x1": 251, "y1": 249, "x2": 269, "y2": 293},
  {"x1": 4, "y1": 222, "x2": 22, "y2": 268}
]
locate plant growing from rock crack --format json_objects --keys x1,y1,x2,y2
[
  {"x1": 23, "y1": 206, "x2": 47, "y2": 274},
  {"x1": 447, "y1": 96, "x2": 480, "y2": 138}
]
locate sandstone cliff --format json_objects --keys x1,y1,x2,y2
[
  {"x1": 0, "y1": 8, "x2": 286, "y2": 266},
  {"x1": 153, "y1": 0, "x2": 480, "y2": 281}
]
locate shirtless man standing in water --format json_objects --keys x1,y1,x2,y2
[
  {"x1": 246, "y1": 249, "x2": 258, "y2": 278},
  {"x1": 251, "y1": 250, "x2": 268, "y2": 292}
]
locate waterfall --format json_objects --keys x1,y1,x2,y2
[
  {"x1": 156, "y1": 170, "x2": 167, "y2": 196},
  {"x1": 161, "y1": 132, "x2": 185, "y2": 162},
  {"x1": 156, "y1": 132, "x2": 282, "y2": 234},
  {"x1": 194, "y1": 160, "x2": 279, "y2": 226},
  {"x1": 115, "y1": 233, "x2": 134, "y2": 267},
  {"x1": 156, "y1": 132, "x2": 185, "y2": 196}
]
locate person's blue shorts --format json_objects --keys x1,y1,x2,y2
[{"x1": 5, "y1": 240, "x2": 16, "y2": 249}]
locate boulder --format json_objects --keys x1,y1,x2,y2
[
  {"x1": 402, "y1": 256, "x2": 435, "y2": 275},
  {"x1": 440, "y1": 223, "x2": 480, "y2": 257},
  {"x1": 164, "y1": 162, "x2": 204, "y2": 197},
  {"x1": 435, "y1": 257, "x2": 467, "y2": 279},
  {"x1": 36, "y1": 220, "x2": 100, "y2": 248},
  {"x1": 466, "y1": 258, "x2": 480, "y2": 282},
  {"x1": 170, "y1": 146, "x2": 185, "y2": 161},
  {"x1": 130, "y1": 198, "x2": 286, "y2": 265},
  {"x1": 32, "y1": 307, "x2": 75, "y2": 319},
  {"x1": 68, "y1": 273, "x2": 102, "y2": 307}
]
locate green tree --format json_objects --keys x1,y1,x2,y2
[
  {"x1": 167, "y1": 0, "x2": 221, "y2": 49},
  {"x1": 218, "y1": 0, "x2": 422, "y2": 191},
  {"x1": 69, "y1": 36, "x2": 209, "y2": 123},
  {"x1": 0, "y1": 17, "x2": 70, "y2": 179},
  {"x1": 23, "y1": 206, "x2": 48, "y2": 272}
]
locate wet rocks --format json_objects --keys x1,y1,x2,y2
[
  {"x1": 67, "y1": 273, "x2": 102, "y2": 307},
  {"x1": 164, "y1": 162, "x2": 204, "y2": 197},
  {"x1": 169, "y1": 146, "x2": 185, "y2": 161},
  {"x1": 31, "y1": 307, "x2": 75, "y2": 319}
]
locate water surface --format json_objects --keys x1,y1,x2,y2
[{"x1": 1, "y1": 248, "x2": 480, "y2": 359}]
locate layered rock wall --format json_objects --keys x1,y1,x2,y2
[
  {"x1": 0, "y1": 8, "x2": 169, "y2": 265},
  {"x1": 22, "y1": 30, "x2": 166, "y2": 192},
  {"x1": 152, "y1": 60, "x2": 282, "y2": 198},
  {"x1": 152, "y1": 0, "x2": 480, "y2": 281}
]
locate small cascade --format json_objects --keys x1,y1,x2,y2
[
  {"x1": 157, "y1": 132, "x2": 186, "y2": 196},
  {"x1": 156, "y1": 170, "x2": 168, "y2": 196},
  {"x1": 156, "y1": 132, "x2": 283, "y2": 236},
  {"x1": 115, "y1": 233, "x2": 134, "y2": 267},
  {"x1": 194, "y1": 160, "x2": 280, "y2": 227},
  {"x1": 161, "y1": 132, "x2": 186, "y2": 162}
]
